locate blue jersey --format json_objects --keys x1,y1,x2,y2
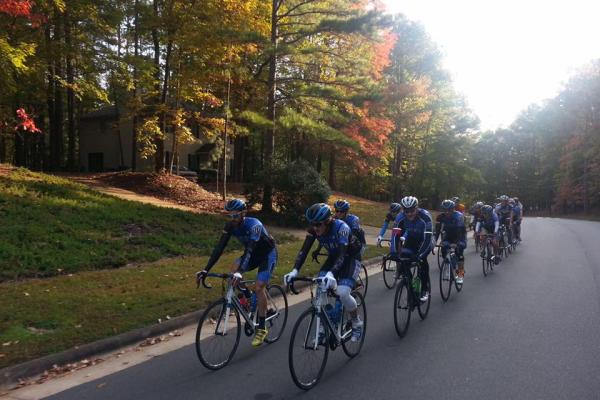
[
  {"x1": 343, "y1": 213, "x2": 366, "y2": 247},
  {"x1": 312, "y1": 219, "x2": 350, "y2": 257},
  {"x1": 512, "y1": 205, "x2": 522, "y2": 220},
  {"x1": 476, "y1": 211, "x2": 499, "y2": 233},
  {"x1": 206, "y1": 217, "x2": 275, "y2": 272},
  {"x1": 495, "y1": 203, "x2": 513, "y2": 222},
  {"x1": 393, "y1": 208, "x2": 433, "y2": 259},
  {"x1": 435, "y1": 211, "x2": 466, "y2": 243},
  {"x1": 378, "y1": 212, "x2": 399, "y2": 237}
]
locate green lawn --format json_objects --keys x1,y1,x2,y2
[
  {"x1": 0, "y1": 167, "x2": 249, "y2": 281},
  {"x1": 0, "y1": 242, "x2": 387, "y2": 369},
  {"x1": 328, "y1": 192, "x2": 389, "y2": 227}
]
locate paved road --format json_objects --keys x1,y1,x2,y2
[{"x1": 45, "y1": 218, "x2": 600, "y2": 400}]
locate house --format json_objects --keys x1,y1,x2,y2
[{"x1": 79, "y1": 105, "x2": 234, "y2": 176}]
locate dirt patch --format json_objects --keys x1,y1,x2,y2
[
  {"x1": 97, "y1": 172, "x2": 224, "y2": 212},
  {"x1": 0, "y1": 164, "x2": 15, "y2": 176}
]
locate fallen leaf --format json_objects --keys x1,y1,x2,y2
[{"x1": 97, "y1": 383, "x2": 106, "y2": 389}]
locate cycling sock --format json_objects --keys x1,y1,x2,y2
[{"x1": 258, "y1": 316, "x2": 266, "y2": 329}]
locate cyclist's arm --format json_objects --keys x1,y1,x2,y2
[
  {"x1": 238, "y1": 240, "x2": 257, "y2": 273},
  {"x1": 417, "y1": 216, "x2": 433, "y2": 259},
  {"x1": 434, "y1": 217, "x2": 442, "y2": 243},
  {"x1": 205, "y1": 230, "x2": 232, "y2": 271},
  {"x1": 378, "y1": 213, "x2": 394, "y2": 237},
  {"x1": 475, "y1": 221, "x2": 481, "y2": 233},
  {"x1": 292, "y1": 234, "x2": 317, "y2": 272},
  {"x1": 331, "y1": 244, "x2": 349, "y2": 273}
]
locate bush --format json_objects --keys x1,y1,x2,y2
[
  {"x1": 245, "y1": 159, "x2": 331, "y2": 225},
  {"x1": 274, "y1": 160, "x2": 331, "y2": 223}
]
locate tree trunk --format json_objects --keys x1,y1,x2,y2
[
  {"x1": 262, "y1": 0, "x2": 278, "y2": 213},
  {"x1": 65, "y1": 12, "x2": 75, "y2": 171},
  {"x1": 152, "y1": 0, "x2": 164, "y2": 172},
  {"x1": 52, "y1": 11, "x2": 64, "y2": 170},
  {"x1": 131, "y1": 0, "x2": 140, "y2": 171}
]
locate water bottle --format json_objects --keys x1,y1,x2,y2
[
  {"x1": 412, "y1": 276, "x2": 421, "y2": 296},
  {"x1": 250, "y1": 292, "x2": 257, "y2": 313},
  {"x1": 333, "y1": 299, "x2": 342, "y2": 324}
]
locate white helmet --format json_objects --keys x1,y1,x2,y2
[{"x1": 400, "y1": 196, "x2": 419, "y2": 209}]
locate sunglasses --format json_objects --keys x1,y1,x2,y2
[
  {"x1": 311, "y1": 222, "x2": 326, "y2": 228},
  {"x1": 404, "y1": 208, "x2": 417, "y2": 214},
  {"x1": 227, "y1": 213, "x2": 242, "y2": 219}
]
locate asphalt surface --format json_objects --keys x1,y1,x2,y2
[{"x1": 45, "y1": 218, "x2": 600, "y2": 400}]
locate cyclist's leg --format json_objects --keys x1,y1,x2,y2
[
  {"x1": 457, "y1": 240, "x2": 466, "y2": 280},
  {"x1": 335, "y1": 257, "x2": 362, "y2": 340},
  {"x1": 441, "y1": 240, "x2": 450, "y2": 259},
  {"x1": 251, "y1": 249, "x2": 277, "y2": 346},
  {"x1": 418, "y1": 256, "x2": 431, "y2": 299}
]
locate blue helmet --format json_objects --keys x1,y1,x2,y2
[
  {"x1": 390, "y1": 202, "x2": 402, "y2": 213},
  {"x1": 333, "y1": 199, "x2": 350, "y2": 212},
  {"x1": 441, "y1": 199, "x2": 455, "y2": 210},
  {"x1": 224, "y1": 199, "x2": 246, "y2": 212},
  {"x1": 305, "y1": 203, "x2": 332, "y2": 224}
]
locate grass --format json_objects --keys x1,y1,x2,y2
[
  {"x1": 0, "y1": 167, "x2": 253, "y2": 281},
  {"x1": 0, "y1": 242, "x2": 387, "y2": 369}
]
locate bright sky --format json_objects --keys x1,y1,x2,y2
[{"x1": 383, "y1": 0, "x2": 600, "y2": 130}]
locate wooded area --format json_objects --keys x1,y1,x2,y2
[{"x1": 1, "y1": 0, "x2": 598, "y2": 213}]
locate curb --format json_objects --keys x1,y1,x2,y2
[{"x1": 0, "y1": 256, "x2": 384, "y2": 389}]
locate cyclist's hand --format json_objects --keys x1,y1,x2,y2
[
  {"x1": 283, "y1": 269, "x2": 298, "y2": 285},
  {"x1": 376, "y1": 235, "x2": 383, "y2": 247},
  {"x1": 196, "y1": 270, "x2": 208, "y2": 287},
  {"x1": 232, "y1": 272, "x2": 243, "y2": 286},
  {"x1": 321, "y1": 271, "x2": 337, "y2": 290},
  {"x1": 360, "y1": 245, "x2": 366, "y2": 257},
  {"x1": 311, "y1": 250, "x2": 320, "y2": 263}
]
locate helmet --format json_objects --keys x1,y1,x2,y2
[
  {"x1": 389, "y1": 202, "x2": 402, "y2": 213},
  {"x1": 305, "y1": 203, "x2": 332, "y2": 224},
  {"x1": 474, "y1": 201, "x2": 484, "y2": 208},
  {"x1": 400, "y1": 196, "x2": 418, "y2": 209},
  {"x1": 482, "y1": 205, "x2": 493, "y2": 215},
  {"x1": 441, "y1": 199, "x2": 455, "y2": 210},
  {"x1": 451, "y1": 196, "x2": 460, "y2": 203},
  {"x1": 513, "y1": 197, "x2": 519, "y2": 202},
  {"x1": 499, "y1": 195, "x2": 509, "y2": 201},
  {"x1": 508, "y1": 198, "x2": 515, "y2": 205},
  {"x1": 225, "y1": 199, "x2": 246, "y2": 212},
  {"x1": 333, "y1": 199, "x2": 350, "y2": 212}
]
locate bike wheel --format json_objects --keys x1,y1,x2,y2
[
  {"x1": 195, "y1": 298, "x2": 241, "y2": 370},
  {"x1": 437, "y1": 248, "x2": 443, "y2": 271},
  {"x1": 264, "y1": 284, "x2": 288, "y2": 344},
  {"x1": 482, "y1": 244, "x2": 491, "y2": 276},
  {"x1": 439, "y1": 260, "x2": 452, "y2": 302},
  {"x1": 475, "y1": 235, "x2": 481, "y2": 253},
  {"x1": 382, "y1": 257, "x2": 397, "y2": 289},
  {"x1": 355, "y1": 263, "x2": 368, "y2": 299},
  {"x1": 288, "y1": 309, "x2": 329, "y2": 390},
  {"x1": 393, "y1": 280, "x2": 411, "y2": 337},
  {"x1": 341, "y1": 291, "x2": 367, "y2": 358},
  {"x1": 417, "y1": 279, "x2": 431, "y2": 320}
]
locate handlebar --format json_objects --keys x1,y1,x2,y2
[
  {"x1": 287, "y1": 276, "x2": 324, "y2": 295},
  {"x1": 197, "y1": 272, "x2": 233, "y2": 289}
]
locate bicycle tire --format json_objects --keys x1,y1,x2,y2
[
  {"x1": 417, "y1": 279, "x2": 431, "y2": 320},
  {"x1": 195, "y1": 298, "x2": 241, "y2": 370},
  {"x1": 288, "y1": 309, "x2": 329, "y2": 390},
  {"x1": 264, "y1": 284, "x2": 289, "y2": 344},
  {"x1": 393, "y1": 279, "x2": 411, "y2": 337},
  {"x1": 439, "y1": 259, "x2": 452, "y2": 302},
  {"x1": 382, "y1": 257, "x2": 397, "y2": 289},
  {"x1": 355, "y1": 263, "x2": 368, "y2": 298}
]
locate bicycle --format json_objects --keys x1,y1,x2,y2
[
  {"x1": 479, "y1": 234, "x2": 495, "y2": 276},
  {"x1": 287, "y1": 276, "x2": 366, "y2": 390},
  {"x1": 195, "y1": 272, "x2": 288, "y2": 370},
  {"x1": 438, "y1": 243, "x2": 463, "y2": 302},
  {"x1": 393, "y1": 255, "x2": 431, "y2": 338},
  {"x1": 498, "y1": 224, "x2": 509, "y2": 259},
  {"x1": 313, "y1": 251, "x2": 368, "y2": 298},
  {"x1": 379, "y1": 239, "x2": 399, "y2": 289}
]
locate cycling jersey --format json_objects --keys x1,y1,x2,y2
[
  {"x1": 475, "y1": 212, "x2": 499, "y2": 234},
  {"x1": 392, "y1": 208, "x2": 433, "y2": 259},
  {"x1": 435, "y1": 211, "x2": 467, "y2": 244},
  {"x1": 495, "y1": 203, "x2": 513, "y2": 223},
  {"x1": 206, "y1": 217, "x2": 276, "y2": 273},
  {"x1": 512, "y1": 205, "x2": 522, "y2": 221}
]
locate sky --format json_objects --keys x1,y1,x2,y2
[{"x1": 383, "y1": 0, "x2": 600, "y2": 131}]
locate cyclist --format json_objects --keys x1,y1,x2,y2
[
  {"x1": 475, "y1": 204, "x2": 501, "y2": 264},
  {"x1": 451, "y1": 196, "x2": 466, "y2": 213},
  {"x1": 469, "y1": 201, "x2": 484, "y2": 231},
  {"x1": 284, "y1": 203, "x2": 363, "y2": 341},
  {"x1": 196, "y1": 199, "x2": 277, "y2": 347},
  {"x1": 510, "y1": 198, "x2": 523, "y2": 242},
  {"x1": 495, "y1": 195, "x2": 514, "y2": 245},
  {"x1": 313, "y1": 199, "x2": 366, "y2": 262},
  {"x1": 391, "y1": 196, "x2": 434, "y2": 302},
  {"x1": 377, "y1": 202, "x2": 402, "y2": 246},
  {"x1": 434, "y1": 200, "x2": 467, "y2": 284}
]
